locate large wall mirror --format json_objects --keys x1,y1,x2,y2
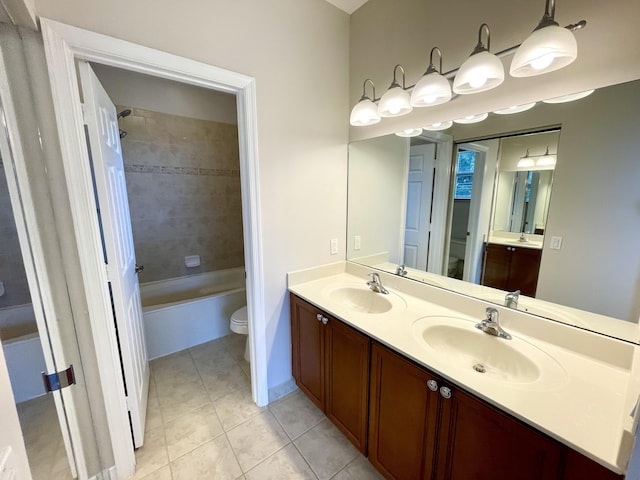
[{"x1": 347, "y1": 79, "x2": 640, "y2": 343}]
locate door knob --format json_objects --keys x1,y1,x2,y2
[{"x1": 135, "y1": 264, "x2": 144, "y2": 274}]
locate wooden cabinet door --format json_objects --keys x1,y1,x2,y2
[
  {"x1": 325, "y1": 317, "x2": 371, "y2": 453},
  {"x1": 290, "y1": 295, "x2": 325, "y2": 409},
  {"x1": 482, "y1": 243, "x2": 511, "y2": 290},
  {"x1": 436, "y1": 385, "x2": 562, "y2": 480},
  {"x1": 560, "y1": 449, "x2": 624, "y2": 480},
  {"x1": 508, "y1": 247, "x2": 542, "y2": 296},
  {"x1": 369, "y1": 343, "x2": 440, "y2": 480}
]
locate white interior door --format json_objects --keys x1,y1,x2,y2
[
  {"x1": 403, "y1": 144, "x2": 435, "y2": 270},
  {"x1": 79, "y1": 62, "x2": 149, "y2": 448}
]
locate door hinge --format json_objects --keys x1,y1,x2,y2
[
  {"x1": 42, "y1": 365, "x2": 76, "y2": 393},
  {"x1": 80, "y1": 102, "x2": 91, "y2": 125}
]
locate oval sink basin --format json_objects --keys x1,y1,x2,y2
[
  {"x1": 412, "y1": 316, "x2": 566, "y2": 389},
  {"x1": 324, "y1": 284, "x2": 406, "y2": 314}
]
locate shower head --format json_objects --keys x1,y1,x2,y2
[{"x1": 117, "y1": 109, "x2": 132, "y2": 119}]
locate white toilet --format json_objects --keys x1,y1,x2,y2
[{"x1": 230, "y1": 305, "x2": 250, "y2": 362}]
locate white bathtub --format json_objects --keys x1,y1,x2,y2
[
  {"x1": 0, "y1": 304, "x2": 47, "y2": 403},
  {"x1": 141, "y1": 268, "x2": 247, "y2": 359}
]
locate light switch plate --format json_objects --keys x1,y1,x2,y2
[
  {"x1": 354, "y1": 235, "x2": 361, "y2": 250},
  {"x1": 330, "y1": 238, "x2": 338, "y2": 255},
  {"x1": 550, "y1": 236, "x2": 563, "y2": 250}
]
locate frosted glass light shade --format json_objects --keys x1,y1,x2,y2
[
  {"x1": 536, "y1": 155, "x2": 556, "y2": 167},
  {"x1": 378, "y1": 86, "x2": 413, "y2": 117},
  {"x1": 350, "y1": 99, "x2": 381, "y2": 126},
  {"x1": 516, "y1": 157, "x2": 536, "y2": 169},
  {"x1": 424, "y1": 120, "x2": 453, "y2": 131},
  {"x1": 542, "y1": 89, "x2": 594, "y2": 104},
  {"x1": 493, "y1": 102, "x2": 537, "y2": 115},
  {"x1": 411, "y1": 73, "x2": 452, "y2": 107},
  {"x1": 510, "y1": 26, "x2": 577, "y2": 77},
  {"x1": 453, "y1": 51, "x2": 504, "y2": 94},
  {"x1": 396, "y1": 128, "x2": 423, "y2": 138},
  {"x1": 453, "y1": 113, "x2": 488, "y2": 124}
]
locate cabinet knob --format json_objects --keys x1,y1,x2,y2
[
  {"x1": 440, "y1": 386, "x2": 452, "y2": 399},
  {"x1": 321, "y1": 316, "x2": 328, "y2": 325},
  {"x1": 316, "y1": 314, "x2": 323, "y2": 321},
  {"x1": 427, "y1": 379, "x2": 438, "y2": 392}
]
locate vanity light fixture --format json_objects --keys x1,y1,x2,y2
[
  {"x1": 542, "y1": 89, "x2": 594, "y2": 104},
  {"x1": 493, "y1": 102, "x2": 537, "y2": 115},
  {"x1": 423, "y1": 120, "x2": 453, "y2": 131},
  {"x1": 395, "y1": 128, "x2": 423, "y2": 137},
  {"x1": 510, "y1": 0, "x2": 581, "y2": 77},
  {"x1": 453, "y1": 113, "x2": 489, "y2": 124},
  {"x1": 411, "y1": 47, "x2": 452, "y2": 107},
  {"x1": 453, "y1": 24, "x2": 504, "y2": 95},
  {"x1": 378, "y1": 65, "x2": 413, "y2": 117},
  {"x1": 349, "y1": 0, "x2": 586, "y2": 126},
  {"x1": 516, "y1": 150, "x2": 536, "y2": 169},
  {"x1": 350, "y1": 79, "x2": 381, "y2": 126},
  {"x1": 517, "y1": 147, "x2": 557, "y2": 169}
]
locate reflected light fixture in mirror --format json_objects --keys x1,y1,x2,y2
[
  {"x1": 424, "y1": 120, "x2": 453, "y2": 131},
  {"x1": 411, "y1": 47, "x2": 452, "y2": 107},
  {"x1": 454, "y1": 113, "x2": 488, "y2": 124},
  {"x1": 517, "y1": 147, "x2": 557, "y2": 169},
  {"x1": 395, "y1": 128, "x2": 423, "y2": 137},
  {"x1": 349, "y1": 79, "x2": 381, "y2": 126},
  {"x1": 493, "y1": 102, "x2": 537, "y2": 114},
  {"x1": 453, "y1": 24, "x2": 504, "y2": 94},
  {"x1": 378, "y1": 65, "x2": 413, "y2": 117},
  {"x1": 510, "y1": 0, "x2": 580, "y2": 77},
  {"x1": 542, "y1": 89, "x2": 595, "y2": 103}
]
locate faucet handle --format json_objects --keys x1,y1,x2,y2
[{"x1": 486, "y1": 307, "x2": 499, "y2": 321}]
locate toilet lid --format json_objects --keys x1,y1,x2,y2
[{"x1": 231, "y1": 306, "x2": 248, "y2": 325}]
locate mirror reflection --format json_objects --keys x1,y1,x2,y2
[{"x1": 347, "y1": 79, "x2": 640, "y2": 343}]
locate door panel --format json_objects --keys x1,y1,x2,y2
[
  {"x1": 325, "y1": 317, "x2": 370, "y2": 453},
  {"x1": 436, "y1": 386, "x2": 562, "y2": 480},
  {"x1": 79, "y1": 62, "x2": 149, "y2": 448},
  {"x1": 404, "y1": 144, "x2": 435, "y2": 271},
  {"x1": 290, "y1": 295, "x2": 324, "y2": 409}
]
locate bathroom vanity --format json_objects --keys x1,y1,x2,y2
[{"x1": 288, "y1": 262, "x2": 635, "y2": 479}]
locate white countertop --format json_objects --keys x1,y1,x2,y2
[{"x1": 288, "y1": 262, "x2": 638, "y2": 475}]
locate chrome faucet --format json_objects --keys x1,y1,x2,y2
[
  {"x1": 504, "y1": 290, "x2": 520, "y2": 309},
  {"x1": 367, "y1": 273, "x2": 389, "y2": 294},
  {"x1": 395, "y1": 264, "x2": 407, "y2": 276},
  {"x1": 476, "y1": 307, "x2": 512, "y2": 340}
]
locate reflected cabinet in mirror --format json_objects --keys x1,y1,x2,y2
[{"x1": 347, "y1": 79, "x2": 640, "y2": 343}]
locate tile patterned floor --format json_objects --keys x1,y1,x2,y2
[
  {"x1": 17, "y1": 394, "x2": 72, "y2": 480},
  {"x1": 136, "y1": 334, "x2": 383, "y2": 479},
  {"x1": 17, "y1": 333, "x2": 383, "y2": 479}
]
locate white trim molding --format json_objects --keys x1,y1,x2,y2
[{"x1": 40, "y1": 18, "x2": 267, "y2": 479}]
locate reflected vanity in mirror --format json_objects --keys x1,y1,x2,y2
[{"x1": 347, "y1": 79, "x2": 640, "y2": 343}]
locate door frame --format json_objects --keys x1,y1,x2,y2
[{"x1": 41, "y1": 18, "x2": 267, "y2": 479}]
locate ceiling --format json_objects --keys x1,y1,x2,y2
[{"x1": 324, "y1": 0, "x2": 369, "y2": 14}]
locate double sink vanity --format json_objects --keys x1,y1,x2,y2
[{"x1": 288, "y1": 261, "x2": 637, "y2": 479}]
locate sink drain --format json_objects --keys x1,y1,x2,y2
[{"x1": 473, "y1": 363, "x2": 486, "y2": 373}]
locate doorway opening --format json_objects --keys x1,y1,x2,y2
[{"x1": 42, "y1": 18, "x2": 266, "y2": 479}]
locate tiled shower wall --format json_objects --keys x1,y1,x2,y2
[
  {"x1": 0, "y1": 163, "x2": 31, "y2": 309},
  {"x1": 120, "y1": 107, "x2": 244, "y2": 283}
]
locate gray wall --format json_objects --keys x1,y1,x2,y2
[{"x1": 119, "y1": 107, "x2": 244, "y2": 283}]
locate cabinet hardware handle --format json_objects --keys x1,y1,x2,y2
[
  {"x1": 316, "y1": 314, "x2": 323, "y2": 321},
  {"x1": 440, "y1": 386, "x2": 452, "y2": 399},
  {"x1": 427, "y1": 379, "x2": 438, "y2": 392},
  {"x1": 321, "y1": 316, "x2": 328, "y2": 325}
]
